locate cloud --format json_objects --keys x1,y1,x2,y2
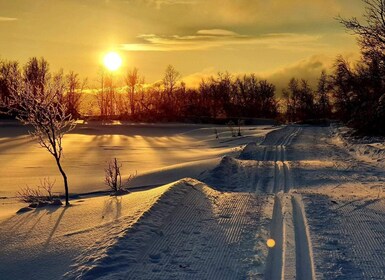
[
  {"x1": 143, "y1": 0, "x2": 197, "y2": 9},
  {"x1": 182, "y1": 67, "x2": 218, "y2": 88},
  {"x1": 198, "y1": 0, "x2": 341, "y2": 25},
  {"x1": 261, "y1": 55, "x2": 332, "y2": 93},
  {"x1": 142, "y1": 0, "x2": 341, "y2": 23},
  {"x1": 120, "y1": 30, "x2": 323, "y2": 52},
  {"x1": 181, "y1": 55, "x2": 340, "y2": 91},
  {"x1": 196, "y1": 29, "x2": 238, "y2": 36},
  {"x1": 260, "y1": 52, "x2": 360, "y2": 93},
  {"x1": 0, "y1": 16, "x2": 17, "y2": 22}
]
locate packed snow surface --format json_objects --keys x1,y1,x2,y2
[{"x1": 2, "y1": 122, "x2": 385, "y2": 279}]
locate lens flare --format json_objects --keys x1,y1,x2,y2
[{"x1": 267, "y1": 238, "x2": 276, "y2": 248}]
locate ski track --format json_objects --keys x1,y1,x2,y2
[
  {"x1": 66, "y1": 124, "x2": 385, "y2": 279},
  {"x1": 66, "y1": 179, "x2": 266, "y2": 280},
  {"x1": 294, "y1": 126, "x2": 385, "y2": 279},
  {"x1": 262, "y1": 126, "x2": 316, "y2": 280}
]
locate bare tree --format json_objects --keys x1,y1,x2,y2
[
  {"x1": 125, "y1": 68, "x2": 143, "y2": 117},
  {"x1": 96, "y1": 69, "x2": 117, "y2": 118},
  {"x1": 65, "y1": 71, "x2": 86, "y2": 119},
  {"x1": 338, "y1": 0, "x2": 385, "y2": 59},
  {"x1": 4, "y1": 69, "x2": 75, "y2": 206},
  {"x1": 23, "y1": 57, "x2": 50, "y2": 96},
  {"x1": 163, "y1": 65, "x2": 180, "y2": 101},
  {"x1": 316, "y1": 71, "x2": 331, "y2": 118},
  {"x1": 0, "y1": 60, "x2": 21, "y2": 106}
]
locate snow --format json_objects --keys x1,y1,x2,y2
[
  {"x1": 0, "y1": 184, "x2": 171, "y2": 279},
  {"x1": 0, "y1": 122, "x2": 273, "y2": 198},
  {"x1": 65, "y1": 178, "x2": 267, "y2": 280},
  {"x1": 0, "y1": 123, "x2": 274, "y2": 280},
  {"x1": 2, "y1": 122, "x2": 385, "y2": 279}
]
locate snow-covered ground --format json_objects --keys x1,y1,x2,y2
[
  {"x1": 2, "y1": 122, "x2": 385, "y2": 279},
  {"x1": 0, "y1": 122, "x2": 272, "y2": 198}
]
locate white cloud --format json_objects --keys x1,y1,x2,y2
[
  {"x1": 196, "y1": 29, "x2": 239, "y2": 36},
  {"x1": 182, "y1": 55, "x2": 342, "y2": 91},
  {"x1": 120, "y1": 30, "x2": 323, "y2": 52}
]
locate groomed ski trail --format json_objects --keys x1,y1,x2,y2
[{"x1": 262, "y1": 126, "x2": 315, "y2": 280}]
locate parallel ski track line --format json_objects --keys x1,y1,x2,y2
[
  {"x1": 264, "y1": 195, "x2": 285, "y2": 280},
  {"x1": 122, "y1": 186, "x2": 262, "y2": 280},
  {"x1": 292, "y1": 195, "x2": 316, "y2": 280},
  {"x1": 264, "y1": 126, "x2": 316, "y2": 280}
]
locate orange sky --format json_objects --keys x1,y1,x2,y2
[{"x1": 0, "y1": 0, "x2": 363, "y2": 88}]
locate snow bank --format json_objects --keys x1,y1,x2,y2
[
  {"x1": 332, "y1": 124, "x2": 385, "y2": 167},
  {"x1": 0, "y1": 184, "x2": 172, "y2": 280},
  {"x1": 199, "y1": 155, "x2": 262, "y2": 192},
  {"x1": 65, "y1": 178, "x2": 267, "y2": 280}
]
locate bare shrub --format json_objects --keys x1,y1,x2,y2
[
  {"x1": 237, "y1": 119, "x2": 244, "y2": 136},
  {"x1": 17, "y1": 186, "x2": 43, "y2": 204},
  {"x1": 105, "y1": 158, "x2": 137, "y2": 194},
  {"x1": 227, "y1": 121, "x2": 236, "y2": 137},
  {"x1": 105, "y1": 158, "x2": 123, "y2": 193},
  {"x1": 16, "y1": 177, "x2": 58, "y2": 204},
  {"x1": 39, "y1": 177, "x2": 56, "y2": 201},
  {"x1": 214, "y1": 128, "x2": 219, "y2": 139}
]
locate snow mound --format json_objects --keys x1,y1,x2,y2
[
  {"x1": 238, "y1": 142, "x2": 259, "y2": 160},
  {"x1": 64, "y1": 178, "x2": 266, "y2": 279},
  {"x1": 64, "y1": 178, "x2": 196, "y2": 279},
  {"x1": 200, "y1": 156, "x2": 260, "y2": 192}
]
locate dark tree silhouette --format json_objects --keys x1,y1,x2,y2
[
  {"x1": 125, "y1": 68, "x2": 143, "y2": 117},
  {"x1": 338, "y1": 0, "x2": 385, "y2": 61},
  {"x1": 316, "y1": 71, "x2": 331, "y2": 118},
  {"x1": 24, "y1": 57, "x2": 50, "y2": 96},
  {"x1": 334, "y1": 0, "x2": 385, "y2": 134},
  {"x1": 0, "y1": 60, "x2": 21, "y2": 107},
  {"x1": 65, "y1": 71, "x2": 85, "y2": 119}
]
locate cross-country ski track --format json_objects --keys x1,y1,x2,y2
[
  {"x1": 4, "y1": 124, "x2": 385, "y2": 279},
  {"x1": 64, "y1": 124, "x2": 385, "y2": 279}
]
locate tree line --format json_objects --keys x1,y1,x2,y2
[
  {"x1": 1, "y1": 0, "x2": 385, "y2": 134},
  {"x1": 0, "y1": 55, "x2": 380, "y2": 133}
]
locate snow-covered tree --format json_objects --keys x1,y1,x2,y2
[{"x1": 4, "y1": 65, "x2": 75, "y2": 206}]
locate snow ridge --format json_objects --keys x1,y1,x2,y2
[{"x1": 64, "y1": 178, "x2": 266, "y2": 279}]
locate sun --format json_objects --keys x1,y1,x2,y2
[{"x1": 103, "y1": 51, "x2": 122, "y2": 71}]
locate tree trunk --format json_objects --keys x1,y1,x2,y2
[{"x1": 55, "y1": 158, "x2": 70, "y2": 206}]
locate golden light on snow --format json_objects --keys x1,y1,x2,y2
[
  {"x1": 103, "y1": 52, "x2": 122, "y2": 71},
  {"x1": 267, "y1": 238, "x2": 276, "y2": 248}
]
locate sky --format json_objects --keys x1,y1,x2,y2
[{"x1": 0, "y1": 0, "x2": 365, "y2": 89}]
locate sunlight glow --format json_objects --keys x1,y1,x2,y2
[{"x1": 103, "y1": 52, "x2": 122, "y2": 71}]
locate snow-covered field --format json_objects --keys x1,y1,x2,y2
[{"x1": 1, "y1": 122, "x2": 385, "y2": 279}]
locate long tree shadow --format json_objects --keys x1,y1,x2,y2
[{"x1": 44, "y1": 206, "x2": 68, "y2": 249}]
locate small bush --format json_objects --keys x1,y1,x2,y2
[
  {"x1": 105, "y1": 158, "x2": 123, "y2": 193},
  {"x1": 237, "y1": 119, "x2": 244, "y2": 136},
  {"x1": 105, "y1": 158, "x2": 137, "y2": 195},
  {"x1": 16, "y1": 178, "x2": 61, "y2": 207},
  {"x1": 227, "y1": 121, "x2": 236, "y2": 137},
  {"x1": 17, "y1": 186, "x2": 43, "y2": 204}
]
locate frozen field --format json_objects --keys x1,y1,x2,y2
[
  {"x1": 0, "y1": 122, "x2": 272, "y2": 198},
  {"x1": 1, "y1": 122, "x2": 385, "y2": 279}
]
